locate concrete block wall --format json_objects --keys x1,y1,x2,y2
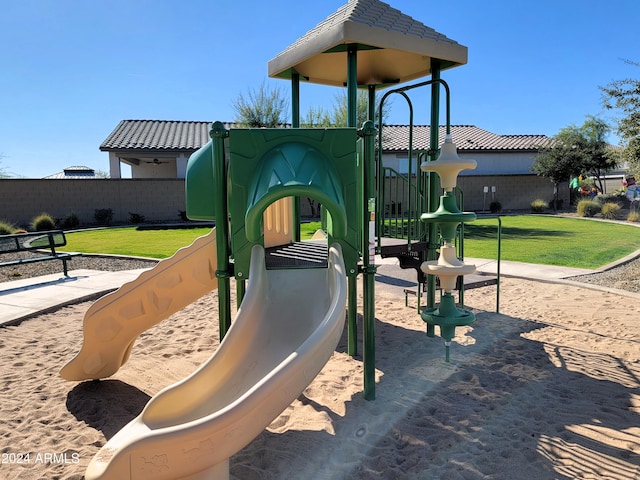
[
  {"x1": 457, "y1": 174, "x2": 569, "y2": 211},
  {"x1": 0, "y1": 179, "x2": 186, "y2": 228},
  {"x1": 0, "y1": 175, "x2": 570, "y2": 230}
]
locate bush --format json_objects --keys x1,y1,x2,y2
[
  {"x1": 94, "y1": 208, "x2": 113, "y2": 226},
  {"x1": 530, "y1": 199, "x2": 547, "y2": 213},
  {"x1": 129, "y1": 212, "x2": 145, "y2": 224},
  {"x1": 31, "y1": 212, "x2": 56, "y2": 231},
  {"x1": 576, "y1": 199, "x2": 601, "y2": 217},
  {"x1": 489, "y1": 201, "x2": 502, "y2": 214},
  {"x1": 627, "y1": 210, "x2": 640, "y2": 222},
  {"x1": 597, "y1": 193, "x2": 625, "y2": 206},
  {"x1": 61, "y1": 212, "x2": 80, "y2": 230},
  {"x1": 0, "y1": 220, "x2": 16, "y2": 235},
  {"x1": 601, "y1": 202, "x2": 621, "y2": 220}
]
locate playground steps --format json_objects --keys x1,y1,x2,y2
[
  {"x1": 379, "y1": 237, "x2": 429, "y2": 284},
  {"x1": 378, "y1": 236, "x2": 498, "y2": 296},
  {"x1": 265, "y1": 241, "x2": 328, "y2": 269}
]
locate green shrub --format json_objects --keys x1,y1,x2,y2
[
  {"x1": 128, "y1": 212, "x2": 145, "y2": 224},
  {"x1": 94, "y1": 208, "x2": 113, "y2": 226},
  {"x1": 530, "y1": 199, "x2": 547, "y2": 213},
  {"x1": 576, "y1": 199, "x2": 601, "y2": 217},
  {"x1": 627, "y1": 210, "x2": 640, "y2": 222},
  {"x1": 0, "y1": 220, "x2": 16, "y2": 235},
  {"x1": 61, "y1": 212, "x2": 80, "y2": 230},
  {"x1": 601, "y1": 202, "x2": 621, "y2": 220},
  {"x1": 31, "y1": 212, "x2": 56, "y2": 231},
  {"x1": 597, "y1": 193, "x2": 624, "y2": 205}
]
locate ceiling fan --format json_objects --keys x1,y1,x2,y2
[{"x1": 145, "y1": 158, "x2": 169, "y2": 166}]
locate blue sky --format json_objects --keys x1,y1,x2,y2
[{"x1": 1, "y1": 0, "x2": 638, "y2": 178}]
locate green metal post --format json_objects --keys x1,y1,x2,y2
[
  {"x1": 236, "y1": 279, "x2": 246, "y2": 309},
  {"x1": 345, "y1": 43, "x2": 361, "y2": 383},
  {"x1": 210, "y1": 122, "x2": 232, "y2": 338},
  {"x1": 368, "y1": 84, "x2": 376, "y2": 122},
  {"x1": 347, "y1": 45, "x2": 358, "y2": 129},
  {"x1": 291, "y1": 72, "x2": 301, "y2": 242},
  {"x1": 496, "y1": 216, "x2": 502, "y2": 313},
  {"x1": 427, "y1": 60, "x2": 442, "y2": 309},
  {"x1": 361, "y1": 120, "x2": 377, "y2": 401}
]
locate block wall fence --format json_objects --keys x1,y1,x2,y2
[
  {"x1": 0, "y1": 175, "x2": 568, "y2": 228},
  {"x1": 0, "y1": 179, "x2": 186, "y2": 227}
]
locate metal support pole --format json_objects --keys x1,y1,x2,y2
[
  {"x1": 210, "y1": 121, "x2": 232, "y2": 338},
  {"x1": 346, "y1": 44, "x2": 359, "y2": 358},
  {"x1": 367, "y1": 84, "x2": 376, "y2": 122},
  {"x1": 347, "y1": 45, "x2": 358, "y2": 129},
  {"x1": 427, "y1": 60, "x2": 442, "y2": 309},
  {"x1": 291, "y1": 72, "x2": 301, "y2": 242},
  {"x1": 361, "y1": 120, "x2": 377, "y2": 401}
]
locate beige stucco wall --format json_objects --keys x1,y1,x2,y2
[
  {"x1": 381, "y1": 174, "x2": 568, "y2": 213},
  {"x1": 0, "y1": 175, "x2": 568, "y2": 229},
  {"x1": 0, "y1": 179, "x2": 186, "y2": 227}
]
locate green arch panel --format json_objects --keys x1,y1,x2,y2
[
  {"x1": 244, "y1": 141, "x2": 347, "y2": 242},
  {"x1": 228, "y1": 128, "x2": 359, "y2": 278}
]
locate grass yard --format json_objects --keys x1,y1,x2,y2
[
  {"x1": 63, "y1": 222, "x2": 323, "y2": 259},
  {"x1": 464, "y1": 215, "x2": 640, "y2": 269},
  {"x1": 63, "y1": 227, "x2": 213, "y2": 258},
  {"x1": 61, "y1": 216, "x2": 640, "y2": 269}
]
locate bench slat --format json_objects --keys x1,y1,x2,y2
[{"x1": 0, "y1": 230, "x2": 80, "y2": 276}]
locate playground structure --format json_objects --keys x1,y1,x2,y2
[{"x1": 60, "y1": 1, "x2": 486, "y2": 478}]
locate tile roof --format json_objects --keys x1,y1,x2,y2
[
  {"x1": 43, "y1": 166, "x2": 99, "y2": 179},
  {"x1": 99, "y1": 120, "x2": 224, "y2": 152},
  {"x1": 381, "y1": 125, "x2": 550, "y2": 151},
  {"x1": 100, "y1": 120, "x2": 550, "y2": 153}
]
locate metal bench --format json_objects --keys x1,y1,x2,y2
[{"x1": 0, "y1": 230, "x2": 81, "y2": 276}]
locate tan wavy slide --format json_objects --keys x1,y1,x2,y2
[
  {"x1": 83, "y1": 243, "x2": 347, "y2": 480},
  {"x1": 60, "y1": 228, "x2": 218, "y2": 381}
]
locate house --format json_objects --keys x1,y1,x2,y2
[
  {"x1": 100, "y1": 120, "x2": 222, "y2": 179},
  {"x1": 101, "y1": 119, "x2": 551, "y2": 181},
  {"x1": 43, "y1": 165, "x2": 101, "y2": 179}
]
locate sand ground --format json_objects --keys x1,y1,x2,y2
[{"x1": 1, "y1": 271, "x2": 639, "y2": 479}]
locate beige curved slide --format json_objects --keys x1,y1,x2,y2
[
  {"x1": 84, "y1": 243, "x2": 347, "y2": 480},
  {"x1": 60, "y1": 228, "x2": 218, "y2": 381}
]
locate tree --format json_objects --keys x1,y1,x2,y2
[
  {"x1": 232, "y1": 81, "x2": 289, "y2": 127},
  {"x1": 532, "y1": 116, "x2": 618, "y2": 208},
  {"x1": 0, "y1": 154, "x2": 10, "y2": 179},
  {"x1": 578, "y1": 115, "x2": 620, "y2": 192},
  {"x1": 532, "y1": 135, "x2": 581, "y2": 210},
  {"x1": 600, "y1": 60, "x2": 640, "y2": 174},
  {"x1": 328, "y1": 90, "x2": 390, "y2": 128},
  {"x1": 300, "y1": 105, "x2": 332, "y2": 128}
]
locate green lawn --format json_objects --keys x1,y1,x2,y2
[
  {"x1": 463, "y1": 215, "x2": 640, "y2": 269},
  {"x1": 61, "y1": 216, "x2": 640, "y2": 269},
  {"x1": 63, "y1": 227, "x2": 213, "y2": 259},
  {"x1": 63, "y1": 222, "x2": 323, "y2": 259}
]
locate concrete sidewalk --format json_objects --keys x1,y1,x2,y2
[
  {"x1": 0, "y1": 255, "x2": 614, "y2": 328},
  {"x1": 375, "y1": 254, "x2": 597, "y2": 280},
  {"x1": 464, "y1": 257, "x2": 596, "y2": 280},
  {"x1": 0, "y1": 268, "x2": 150, "y2": 327}
]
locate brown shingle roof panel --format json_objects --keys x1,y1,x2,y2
[
  {"x1": 268, "y1": 0, "x2": 467, "y2": 87},
  {"x1": 380, "y1": 125, "x2": 550, "y2": 151},
  {"x1": 100, "y1": 121, "x2": 550, "y2": 153},
  {"x1": 99, "y1": 120, "x2": 213, "y2": 152}
]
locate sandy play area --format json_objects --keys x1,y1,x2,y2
[{"x1": 1, "y1": 270, "x2": 640, "y2": 479}]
